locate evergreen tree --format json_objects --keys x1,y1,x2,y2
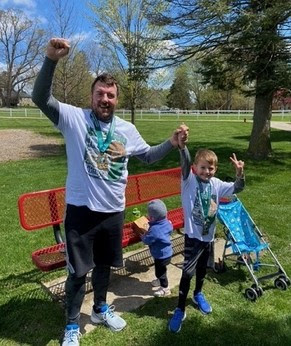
[{"x1": 167, "y1": 66, "x2": 192, "y2": 109}]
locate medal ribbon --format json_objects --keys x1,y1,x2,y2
[
  {"x1": 196, "y1": 176, "x2": 212, "y2": 234},
  {"x1": 90, "y1": 112, "x2": 116, "y2": 153}
]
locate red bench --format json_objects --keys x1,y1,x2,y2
[{"x1": 18, "y1": 167, "x2": 184, "y2": 272}]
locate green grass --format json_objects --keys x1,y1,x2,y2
[{"x1": 0, "y1": 117, "x2": 291, "y2": 345}]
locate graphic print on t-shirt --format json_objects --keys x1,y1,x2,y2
[{"x1": 84, "y1": 125, "x2": 127, "y2": 181}]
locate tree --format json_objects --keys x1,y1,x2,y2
[
  {"x1": 148, "y1": 1, "x2": 291, "y2": 159},
  {"x1": 167, "y1": 65, "x2": 192, "y2": 109},
  {"x1": 53, "y1": 51, "x2": 93, "y2": 107},
  {"x1": 85, "y1": 41, "x2": 110, "y2": 77},
  {"x1": 198, "y1": 50, "x2": 245, "y2": 110},
  {"x1": 0, "y1": 9, "x2": 46, "y2": 107},
  {"x1": 88, "y1": 0, "x2": 165, "y2": 123},
  {"x1": 273, "y1": 89, "x2": 291, "y2": 110},
  {"x1": 184, "y1": 58, "x2": 207, "y2": 110},
  {"x1": 46, "y1": 0, "x2": 94, "y2": 106}
]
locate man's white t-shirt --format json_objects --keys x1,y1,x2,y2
[
  {"x1": 182, "y1": 170, "x2": 235, "y2": 242},
  {"x1": 57, "y1": 103, "x2": 150, "y2": 212}
]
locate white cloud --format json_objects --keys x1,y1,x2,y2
[
  {"x1": 0, "y1": 0, "x2": 46, "y2": 25},
  {"x1": 69, "y1": 31, "x2": 92, "y2": 44},
  {"x1": 9, "y1": 0, "x2": 36, "y2": 9},
  {"x1": 0, "y1": 62, "x2": 7, "y2": 71}
]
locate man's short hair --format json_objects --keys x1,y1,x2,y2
[
  {"x1": 91, "y1": 73, "x2": 119, "y2": 96},
  {"x1": 194, "y1": 149, "x2": 218, "y2": 166}
]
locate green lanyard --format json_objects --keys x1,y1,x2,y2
[
  {"x1": 196, "y1": 177, "x2": 212, "y2": 235},
  {"x1": 90, "y1": 112, "x2": 116, "y2": 153},
  {"x1": 196, "y1": 177, "x2": 211, "y2": 219}
]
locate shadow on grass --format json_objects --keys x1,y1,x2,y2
[
  {"x1": 0, "y1": 269, "x2": 47, "y2": 291},
  {"x1": 29, "y1": 143, "x2": 65, "y2": 158},
  {"x1": 131, "y1": 298, "x2": 291, "y2": 346},
  {"x1": 0, "y1": 287, "x2": 64, "y2": 346}
]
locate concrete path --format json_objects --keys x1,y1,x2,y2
[
  {"x1": 43, "y1": 236, "x2": 227, "y2": 335},
  {"x1": 270, "y1": 121, "x2": 291, "y2": 131}
]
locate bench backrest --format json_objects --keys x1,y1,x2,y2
[{"x1": 18, "y1": 167, "x2": 181, "y2": 231}]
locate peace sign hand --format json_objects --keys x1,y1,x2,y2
[{"x1": 230, "y1": 153, "x2": 244, "y2": 177}]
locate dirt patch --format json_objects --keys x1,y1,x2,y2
[{"x1": 0, "y1": 129, "x2": 63, "y2": 162}]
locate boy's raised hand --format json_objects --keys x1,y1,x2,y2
[
  {"x1": 177, "y1": 123, "x2": 189, "y2": 149},
  {"x1": 230, "y1": 153, "x2": 244, "y2": 177},
  {"x1": 46, "y1": 38, "x2": 70, "y2": 61},
  {"x1": 170, "y1": 123, "x2": 189, "y2": 148}
]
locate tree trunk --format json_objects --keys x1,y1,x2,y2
[
  {"x1": 226, "y1": 90, "x2": 232, "y2": 110},
  {"x1": 247, "y1": 92, "x2": 273, "y2": 160},
  {"x1": 130, "y1": 82, "x2": 137, "y2": 124},
  {"x1": 4, "y1": 80, "x2": 12, "y2": 107},
  {"x1": 130, "y1": 90, "x2": 136, "y2": 124},
  {"x1": 130, "y1": 106, "x2": 135, "y2": 125}
]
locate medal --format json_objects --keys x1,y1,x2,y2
[{"x1": 90, "y1": 111, "x2": 116, "y2": 153}]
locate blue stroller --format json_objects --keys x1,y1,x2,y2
[{"x1": 217, "y1": 195, "x2": 290, "y2": 301}]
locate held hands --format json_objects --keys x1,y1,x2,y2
[
  {"x1": 46, "y1": 38, "x2": 70, "y2": 61},
  {"x1": 171, "y1": 123, "x2": 189, "y2": 148},
  {"x1": 230, "y1": 153, "x2": 244, "y2": 177}
]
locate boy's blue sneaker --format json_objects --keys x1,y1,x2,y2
[
  {"x1": 193, "y1": 292, "x2": 212, "y2": 314},
  {"x1": 62, "y1": 324, "x2": 81, "y2": 346},
  {"x1": 168, "y1": 308, "x2": 186, "y2": 333},
  {"x1": 91, "y1": 304, "x2": 127, "y2": 332}
]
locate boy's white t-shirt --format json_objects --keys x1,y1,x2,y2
[
  {"x1": 57, "y1": 103, "x2": 150, "y2": 212},
  {"x1": 182, "y1": 170, "x2": 235, "y2": 242}
]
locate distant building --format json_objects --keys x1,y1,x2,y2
[
  {"x1": 0, "y1": 89, "x2": 33, "y2": 107},
  {"x1": 18, "y1": 91, "x2": 34, "y2": 107}
]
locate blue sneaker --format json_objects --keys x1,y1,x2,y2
[
  {"x1": 193, "y1": 292, "x2": 212, "y2": 314},
  {"x1": 62, "y1": 324, "x2": 81, "y2": 346},
  {"x1": 168, "y1": 308, "x2": 186, "y2": 333},
  {"x1": 91, "y1": 304, "x2": 127, "y2": 332}
]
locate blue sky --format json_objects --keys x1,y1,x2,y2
[
  {"x1": 0, "y1": 0, "x2": 174, "y2": 89},
  {"x1": 0, "y1": 0, "x2": 93, "y2": 38}
]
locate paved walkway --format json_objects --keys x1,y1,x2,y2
[
  {"x1": 44, "y1": 236, "x2": 227, "y2": 335},
  {"x1": 270, "y1": 121, "x2": 291, "y2": 131}
]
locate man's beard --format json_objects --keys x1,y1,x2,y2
[{"x1": 92, "y1": 106, "x2": 114, "y2": 123}]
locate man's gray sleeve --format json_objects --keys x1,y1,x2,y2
[
  {"x1": 135, "y1": 140, "x2": 173, "y2": 164},
  {"x1": 179, "y1": 146, "x2": 191, "y2": 180},
  {"x1": 233, "y1": 176, "x2": 245, "y2": 193},
  {"x1": 32, "y1": 57, "x2": 60, "y2": 125}
]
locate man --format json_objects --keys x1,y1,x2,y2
[{"x1": 32, "y1": 38, "x2": 188, "y2": 346}]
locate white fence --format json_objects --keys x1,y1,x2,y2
[{"x1": 0, "y1": 107, "x2": 291, "y2": 120}]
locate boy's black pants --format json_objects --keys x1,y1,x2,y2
[
  {"x1": 177, "y1": 235, "x2": 211, "y2": 311},
  {"x1": 154, "y1": 256, "x2": 171, "y2": 288}
]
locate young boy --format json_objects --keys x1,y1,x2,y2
[
  {"x1": 168, "y1": 133, "x2": 245, "y2": 333},
  {"x1": 141, "y1": 199, "x2": 173, "y2": 297}
]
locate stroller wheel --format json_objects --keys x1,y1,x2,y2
[
  {"x1": 274, "y1": 277, "x2": 288, "y2": 291},
  {"x1": 278, "y1": 275, "x2": 290, "y2": 286},
  {"x1": 251, "y1": 284, "x2": 263, "y2": 297},
  {"x1": 245, "y1": 287, "x2": 258, "y2": 301}
]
